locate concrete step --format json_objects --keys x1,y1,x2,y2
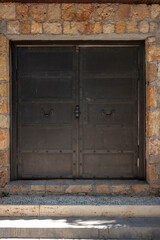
[
  {"x1": 0, "y1": 195, "x2": 160, "y2": 217},
  {"x1": 0, "y1": 217, "x2": 160, "y2": 239}
]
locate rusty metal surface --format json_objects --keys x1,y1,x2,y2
[{"x1": 0, "y1": 0, "x2": 160, "y2": 3}]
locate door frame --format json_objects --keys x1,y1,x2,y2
[{"x1": 10, "y1": 40, "x2": 145, "y2": 180}]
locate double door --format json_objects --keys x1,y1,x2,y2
[{"x1": 13, "y1": 43, "x2": 144, "y2": 179}]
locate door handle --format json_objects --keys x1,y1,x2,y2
[{"x1": 75, "y1": 105, "x2": 80, "y2": 118}]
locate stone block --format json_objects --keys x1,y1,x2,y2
[
  {"x1": 29, "y1": 4, "x2": 47, "y2": 20},
  {"x1": 92, "y1": 22, "x2": 102, "y2": 34},
  {"x1": 65, "y1": 185, "x2": 92, "y2": 194},
  {"x1": 116, "y1": 20, "x2": 125, "y2": 33},
  {"x1": 146, "y1": 44, "x2": 160, "y2": 62},
  {"x1": 139, "y1": 20, "x2": 149, "y2": 33},
  {"x1": 77, "y1": 4, "x2": 95, "y2": 21},
  {"x1": 103, "y1": 23, "x2": 114, "y2": 34},
  {"x1": 43, "y1": 22, "x2": 62, "y2": 34},
  {"x1": 16, "y1": 4, "x2": 28, "y2": 19},
  {"x1": 0, "y1": 150, "x2": 9, "y2": 168},
  {"x1": 111, "y1": 185, "x2": 131, "y2": 195},
  {"x1": 97, "y1": 4, "x2": 115, "y2": 20},
  {"x1": 146, "y1": 63, "x2": 157, "y2": 83},
  {"x1": 0, "y1": 115, "x2": 9, "y2": 129},
  {"x1": 132, "y1": 4, "x2": 149, "y2": 19},
  {"x1": 63, "y1": 22, "x2": 78, "y2": 34},
  {"x1": 147, "y1": 163, "x2": 159, "y2": 182},
  {"x1": 7, "y1": 20, "x2": 20, "y2": 34},
  {"x1": 146, "y1": 110, "x2": 160, "y2": 137},
  {"x1": 62, "y1": 4, "x2": 75, "y2": 20},
  {"x1": 151, "y1": 4, "x2": 160, "y2": 19},
  {"x1": 0, "y1": 97, "x2": 8, "y2": 114},
  {"x1": 5, "y1": 184, "x2": 30, "y2": 194},
  {"x1": 31, "y1": 21, "x2": 42, "y2": 34},
  {"x1": 21, "y1": 21, "x2": 30, "y2": 34},
  {"x1": 150, "y1": 22, "x2": 158, "y2": 33},
  {"x1": 0, "y1": 3, "x2": 16, "y2": 19},
  {"x1": 146, "y1": 86, "x2": 157, "y2": 108},
  {"x1": 149, "y1": 155, "x2": 160, "y2": 164},
  {"x1": 146, "y1": 138, "x2": 149, "y2": 161},
  {"x1": 77, "y1": 22, "x2": 91, "y2": 34},
  {"x1": 0, "y1": 167, "x2": 9, "y2": 187},
  {"x1": 149, "y1": 138, "x2": 160, "y2": 155},
  {"x1": 46, "y1": 185, "x2": 65, "y2": 194},
  {"x1": 48, "y1": 4, "x2": 61, "y2": 20},
  {"x1": 0, "y1": 52, "x2": 9, "y2": 81},
  {"x1": 131, "y1": 184, "x2": 150, "y2": 195},
  {"x1": 0, "y1": 82, "x2": 9, "y2": 97},
  {"x1": 126, "y1": 20, "x2": 138, "y2": 33},
  {"x1": 116, "y1": 4, "x2": 130, "y2": 19},
  {"x1": 0, "y1": 34, "x2": 9, "y2": 52},
  {"x1": 30, "y1": 185, "x2": 45, "y2": 192},
  {"x1": 96, "y1": 184, "x2": 110, "y2": 194},
  {"x1": 0, "y1": 129, "x2": 9, "y2": 149}
]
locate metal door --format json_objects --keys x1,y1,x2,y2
[{"x1": 12, "y1": 43, "x2": 144, "y2": 179}]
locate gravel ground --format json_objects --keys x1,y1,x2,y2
[{"x1": 0, "y1": 195, "x2": 160, "y2": 205}]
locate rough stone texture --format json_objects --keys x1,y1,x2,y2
[
  {"x1": 116, "y1": 4, "x2": 130, "y2": 19},
  {"x1": 16, "y1": 4, "x2": 28, "y2": 19},
  {"x1": 126, "y1": 20, "x2": 138, "y2": 33},
  {"x1": 103, "y1": 23, "x2": 115, "y2": 34},
  {"x1": 146, "y1": 44, "x2": 160, "y2": 62},
  {"x1": 146, "y1": 63, "x2": 158, "y2": 83},
  {"x1": 0, "y1": 129, "x2": 9, "y2": 149},
  {"x1": 146, "y1": 86, "x2": 157, "y2": 108},
  {"x1": 96, "y1": 184, "x2": 110, "y2": 194},
  {"x1": 146, "y1": 110, "x2": 160, "y2": 137},
  {"x1": 77, "y1": 22, "x2": 91, "y2": 34},
  {"x1": 97, "y1": 4, "x2": 115, "y2": 20},
  {"x1": 116, "y1": 20, "x2": 125, "y2": 33},
  {"x1": 0, "y1": 97, "x2": 8, "y2": 114},
  {"x1": 151, "y1": 4, "x2": 160, "y2": 19},
  {"x1": 147, "y1": 164, "x2": 159, "y2": 183},
  {"x1": 150, "y1": 22, "x2": 158, "y2": 33},
  {"x1": 92, "y1": 22, "x2": 102, "y2": 34},
  {"x1": 46, "y1": 185, "x2": 66, "y2": 194},
  {"x1": 43, "y1": 22, "x2": 62, "y2": 34},
  {"x1": 0, "y1": 52, "x2": 9, "y2": 81},
  {"x1": 29, "y1": 4, "x2": 47, "y2": 20},
  {"x1": 0, "y1": 82, "x2": 9, "y2": 97},
  {"x1": 21, "y1": 21, "x2": 30, "y2": 34},
  {"x1": 0, "y1": 167, "x2": 9, "y2": 187},
  {"x1": 0, "y1": 34, "x2": 9, "y2": 52},
  {"x1": 111, "y1": 185, "x2": 131, "y2": 195},
  {"x1": 31, "y1": 21, "x2": 42, "y2": 34},
  {"x1": 65, "y1": 185, "x2": 92, "y2": 194},
  {"x1": 0, "y1": 3, "x2": 16, "y2": 19},
  {"x1": 0, "y1": 150, "x2": 9, "y2": 168},
  {"x1": 132, "y1": 4, "x2": 149, "y2": 19},
  {"x1": 0, "y1": 115, "x2": 9, "y2": 129},
  {"x1": 149, "y1": 155, "x2": 160, "y2": 164},
  {"x1": 7, "y1": 20, "x2": 20, "y2": 34},
  {"x1": 149, "y1": 138, "x2": 160, "y2": 155},
  {"x1": 62, "y1": 4, "x2": 75, "y2": 21},
  {"x1": 77, "y1": 4, "x2": 95, "y2": 21},
  {"x1": 63, "y1": 22, "x2": 78, "y2": 35},
  {"x1": 131, "y1": 185, "x2": 150, "y2": 195},
  {"x1": 48, "y1": 4, "x2": 61, "y2": 21},
  {"x1": 139, "y1": 20, "x2": 149, "y2": 33}
]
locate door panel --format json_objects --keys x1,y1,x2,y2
[
  {"x1": 79, "y1": 46, "x2": 139, "y2": 178},
  {"x1": 17, "y1": 46, "x2": 77, "y2": 179}
]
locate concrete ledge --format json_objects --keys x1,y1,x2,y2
[
  {"x1": 0, "y1": 217, "x2": 160, "y2": 239},
  {"x1": 0, "y1": 204, "x2": 160, "y2": 217}
]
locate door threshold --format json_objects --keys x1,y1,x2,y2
[{"x1": 4, "y1": 179, "x2": 157, "y2": 196}]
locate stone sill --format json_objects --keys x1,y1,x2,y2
[{"x1": 3, "y1": 179, "x2": 160, "y2": 196}]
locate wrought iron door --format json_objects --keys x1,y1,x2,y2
[{"x1": 12, "y1": 43, "x2": 145, "y2": 179}]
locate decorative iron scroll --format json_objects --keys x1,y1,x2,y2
[{"x1": 0, "y1": 0, "x2": 159, "y2": 3}]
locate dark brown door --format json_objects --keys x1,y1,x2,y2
[{"x1": 12, "y1": 43, "x2": 144, "y2": 179}]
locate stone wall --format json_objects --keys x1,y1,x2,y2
[{"x1": 0, "y1": 2, "x2": 160, "y2": 194}]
